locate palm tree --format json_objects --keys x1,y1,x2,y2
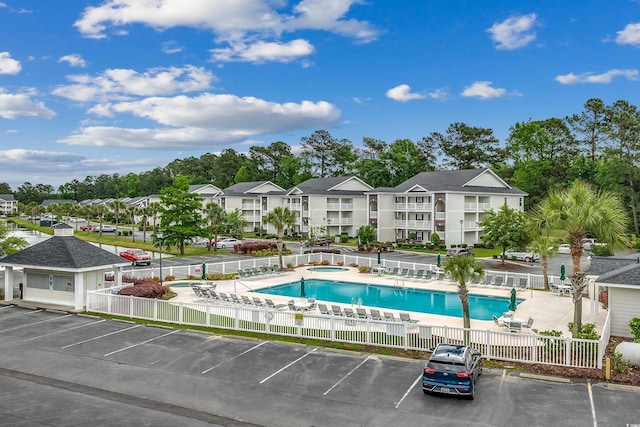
[
  {"x1": 148, "y1": 201, "x2": 161, "y2": 237},
  {"x1": 203, "y1": 202, "x2": 225, "y2": 251},
  {"x1": 94, "y1": 204, "x2": 107, "y2": 236},
  {"x1": 125, "y1": 205, "x2": 138, "y2": 242},
  {"x1": 264, "y1": 207, "x2": 297, "y2": 269},
  {"x1": 443, "y1": 255, "x2": 485, "y2": 334},
  {"x1": 140, "y1": 206, "x2": 151, "y2": 243},
  {"x1": 109, "y1": 199, "x2": 126, "y2": 239},
  {"x1": 527, "y1": 204, "x2": 557, "y2": 291},
  {"x1": 540, "y1": 181, "x2": 629, "y2": 335}
]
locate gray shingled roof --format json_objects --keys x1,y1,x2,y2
[
  {"x1": 1, "y1": 236, "x2": 130, "y2": 270},
  {"x1": 289, "y1": 176, "x2": 371, "y2": 195},
  {"x1": 586, "y1": 255, "x2": 640, "y2": 286},
  {"x1": 0, "y1": 194, "x2": 15, "y2": 201},
  {"x1": 373, "y1": 169, "x2": 527, "y2": 195}
]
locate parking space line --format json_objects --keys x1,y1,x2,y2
[
  {"x1": 61, "y1": 324, "x2": 141, "y2": 349},
  {"x1": 0, "y1": 309, "x2": 42, "y2": 320},
  {"x1": 0, "y1": 306, "x2": 14, "y2": 310},
  {"x1": 587, "y1": 380, "x2": 597, "y2": 427},
  {"x1": 104, "y1": 329, "x2": 179, "y2": 356},
  {"x1": 24, "y1": 319, "x2": 107, "y2": 342},
  {"x1": 202, "y1": 341, "x2": 267, "y2": 374},
  {"x1": 323, "y1": 356, "x2": 371, "y2": 395},
  {"x1": 0, "y1": 314, "x2": 72, "y2": 333},
  {"x1": 259, "y1": 348, "x2": 318, "y2": 384},
  {"x1": 395, "y1": 373, "x2": 423, "y2": 409}
]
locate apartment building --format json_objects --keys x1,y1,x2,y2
[
  {"x1": 367, "y1": 169, "x2": 527, "y2": 246},
  {"x1": 0, "y1": 194, "x2": 18, "y2": 215},
  {"x1": 219, "y1": 181, "x2": 285, "y2": 233}
]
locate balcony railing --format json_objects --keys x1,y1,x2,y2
[
  {"x1": 394, "y1": 203, "x2": 433, "y2": 211},
  {"x1": 435, "y1": 212, "x2": 446, "y2": 221},
  {"x1": 464, "y1": 203, "x2": 491, "y2": 211},
  {"x1": 394, "y1": 220, "x2": 433, "y2": 229}
]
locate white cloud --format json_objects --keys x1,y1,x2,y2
[
  {"x1": 616, "y1": 22, "x2": 640, "y2": 47},
  {"x1": 0, "y1": 52, "x2": 21, "y2": 74},
  {"x1": 486, "y1": 13, "x2": 537, "y2": 50},
  {"x1": 52, "y1": 65, "x2": 215, "y2": 102},
  {"x1": 555, "y1": 69, "x2": 639, "y2": 84},
  {"x1": 386, "y1": 84, "x2": 425, "y2": 102},
  {"x1": 59, "y1": 93, "x2": 341, "y2": 149},
  {"x1": 0, "y1": 88, "x2": 56, "y2": 119},
  {"x1": 59, "y1": 54, "x2": 88, "y2": 68},
  {"x1": 162, "y1": 41, "x2": 184, "y2": 54},
  {"x1": 461, "y1": 81, "x2": 512, "y2": 99},
  {"x1": 211, "y1": 39, "x2": 315, "y2": 63},
  {"x1": 73, "y1": 0, "x2": 378, "y2": 63},
  {"x1": 427, "y1": 87, "x2": 449, "y2": 101}
]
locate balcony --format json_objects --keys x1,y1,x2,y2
[
  {"x1": 369, "y1": 211, "x2": 378, "y2": 219},
  {"x1": 243, "y1": 215, "x2": 261, "y2": 222},
  {"x1": 435, "y1": 212, "x2": 446, "y2": 221},
  {"x1": 241, "y1": 202, "x2": 259, "y2": 209},
  {"x1": 327, "y1": 218, "x2": 353, "y2": 225},
  {"x1": 394, "y1": 203, "x2": 433, "y2": 211},
  {"x1": 394, "y1": 220, "x2": 433, "y2": 229},
  {"x1": 288, "y1": 203, "x2": 302, "y2": 211},
  {"x1": 326, "y1": 203, "x2": 354, "y2": 210},
  {"x1": 464, "y1": 202, "x2": 491, "y2": 211}
]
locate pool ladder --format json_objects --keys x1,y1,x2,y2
[{"x1": 393, "y1": 279, "x2": 405, "y2": 289}]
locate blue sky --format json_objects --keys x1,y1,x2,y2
[{"x1": 1, "y1": 1, "x2": 639, "y2": 190}]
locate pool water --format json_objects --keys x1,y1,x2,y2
[{"x1": 255, "y1": 279, "x2": 522, "y2": 320}]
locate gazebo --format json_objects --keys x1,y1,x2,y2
[{"x1": 1, "y1": 223, "x2": 130, "y2": 311}]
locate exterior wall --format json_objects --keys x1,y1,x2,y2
[
  {"x1": 609, "y1": 287, "x2": 639, "y2": 338},
  {"x1": 23, "y1": 269, "x2": 76, "y2": 306},
  {"x1": 0, "y1": 199, "x2": 18, "y2": 215},
  {"x1": 374, "y1": 193, "x2": 398, "y2": 242}
]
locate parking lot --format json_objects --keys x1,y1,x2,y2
[{"x1": 0, "y1": 306, "x2": 638, "y2": 426}]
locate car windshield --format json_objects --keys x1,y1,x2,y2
[{"x1": 133, "y1": 250, "x2": 144, "y2": 255}]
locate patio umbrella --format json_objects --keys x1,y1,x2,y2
[
  {"x1": 300, "y1": 277, "x2": 306, "y2": 298},
  {"x1": 508, "y1": 287, "x2": 518, "y2": 312},
  {"x1": 560, "y1": 264, "x2": 566, "y2": 282},
  {"x1": 201, "y1": 263, "x2": 206, "y2": 280},
  {"x1": 437, "y1": 254, "x2": 441, "y2": 268},
  {"x1": 377, "y1": 249, "x2": 381, "y2": 265}
]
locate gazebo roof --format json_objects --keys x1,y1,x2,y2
[{"x1": 1, "y1": 236, "x2": 130, "y2": 270}]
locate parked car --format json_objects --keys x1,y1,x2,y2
[
  {"x1": 503, "y1": 248, "x2": 539, "y2": 262},
  {"x1": 422, "y1": 343, "x2": 483, "y2": 400},
  {"x1": 446, "y1": 248, "x2": 474, "y2": 257},
  {"x1": 93, "y1": 225, "x2": 116, "y2": 232},
  {"x1": 216, "y1": 238, "x2": 241, "y2": 249},
  {"x1": 581, "y1": 238, "x2": 606, "y2": 251},
  {"x1": 304, "y1": 237, "x2": 331, "y2": 247},
  {"x1": 557, "y1": 244, "x2": 571, "y2": 254},
  {"x1": 80, "y1": 224, "x2": 94, "y2": 231},
  {"x1": 119, "y1": 248, "x2": 151, "y2": 266}
]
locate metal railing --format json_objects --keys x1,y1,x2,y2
[{"x1": 86, "y1": 290, "x2": 606, "y2": 369}]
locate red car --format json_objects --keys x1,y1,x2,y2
[{"x1": 119, "y1": 248, "x2": 152, "y2": 266}]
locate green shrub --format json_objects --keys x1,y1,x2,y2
[
  {"x1": 611, "y1": 351, "x2": 630, "y2": 373},
  {"x1": 340, "y1": 235, "x2": 349, "y2": 243},
  {"x1": 591, "y1": 245, "x2": 613, "y2": 256},
  {"x1": 537, "y1": 330, "x2": 565, "y2": 352},
  {"x1": 439, "y1": 244, "x2": 446, "y2": 250},
  {"x1": 358, "y1": 265, "x2": 372, "y2": 273},
  {"x1": 630, "y1": 317, "x2": 640, "y2": 343},
  {"x1": 567, "y1": 322, "x2": 600, "y2": 340}
]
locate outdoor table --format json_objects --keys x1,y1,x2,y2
[
  {"x1": 294, "y1": 300, "x2": 312, "y2": 311},
  {"x1": 499, "y1": 316, "x2": 524, "y2": 332}
]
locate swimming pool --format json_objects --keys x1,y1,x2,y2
[{"x1": 255, "y1": 279, "x2": 522, "y2": 320}]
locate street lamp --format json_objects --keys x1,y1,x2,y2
[{"x1": 460, "y1": 219, "x2": 464, "y2": 245}]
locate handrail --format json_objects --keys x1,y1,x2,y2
[{"x1": 233, "y1": 280, "x2": 254, "y2": 293}]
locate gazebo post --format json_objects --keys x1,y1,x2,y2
[{"x1": 3, "y1": 266, "x2": 14, "y2": 302}]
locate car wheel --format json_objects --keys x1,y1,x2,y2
[
  {"x1": 468, "y1": 382, "x2": 475, "y2": 400},
  {"x1": 422, "y1": 389, "x2": 430, "y2": 395},
  {"x1": 524, "y1": 257, "x2": 532, "y2": 262}
]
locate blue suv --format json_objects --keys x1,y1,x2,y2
[{"x1": 422, "y1": 344, "x2": 482, "y2": 400}]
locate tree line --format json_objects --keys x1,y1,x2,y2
[{"x1": 5, "y1": 98, "x2": 640, "y2": 233}]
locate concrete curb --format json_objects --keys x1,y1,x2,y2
[
  {"x1": 519, "y1": 372, "x2": 572, "y2": 383},
  {"x1": 604, "y1": 383, "x2": 640, "y2": 392}
]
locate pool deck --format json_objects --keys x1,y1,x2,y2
[{"x1": 170, "y1": 267, "x2": 607, "y2": 337}]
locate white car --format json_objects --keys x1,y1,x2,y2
[
  {"x1": 557, "y1": 244, "x2": 571, "y2": 254},
  {"x1": 93, "y1": 225, "x2": 116, "y2": 232},
  {"x1": 503, "y1": 248, "x2": 539, "y2": 262},
  {"x1": 216, "y1": 238, "x2": 241, "y2": 249}
]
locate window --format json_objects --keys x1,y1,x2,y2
[{"x1": 519, "y1": 198, "x2": 522, "y2": 207}]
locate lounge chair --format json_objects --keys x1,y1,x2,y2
[
  {"x1": 424, "y1": 270, "x2": 433, "y2": 280},
  {"x1": 205, "y1": 289, "x2": 219, "y2": 301},
  {"x1": 384, "y1": 312, "x2": 397, "y2": 322},
  {"x1": 399, "y1": 312, "x2": 419, "y2": 323},
  {"x1": 505, "y1": 277, "x2": 514, "y2": 287},
  {"x1": 369, "y1": 309, "x2": 382, "y2": 320},
  {"x1": 522, "y1": 317, "x2": 534, "y2": 329},
  {"x1": 265, "y1": 298, "x2": 287, "y2": 310},
  {"x1": 494, "y1": 276, "x2": 504, "y2": 287},
  {"x1": 388, "y1": 267, "x2": 399, "y2": 276},
  {"x1": 414, "y1": 269, "x2": 424, "y2": 280},
  {"x1": 258, "y1": 265, "x2": 269, "y2": 275},
  {"x1": 549, "y1": 282, "x2": 562, "y2": 296},
  {"x1": 251, "y1": 297, "x2": 266, "y2": 307},
  {"x1": 272, "y1": 264, "x2": 281, "y2": 274},
  {"x1": 484, "y1": 275, "x2": 493, "y2": 286},
  {"x1": 230, "y1": 294, "x2": 242, "y2": 304},
  {"x1": 344, "y1": 308, "x2": 356, "y2": 318},
  {"x1": 306, "y1": 298, "x2": 317, "y2": 311},
  {"x1": 398, "y1": 268, "x2": 409, "y2": 277},
  {"x1": 218, "y1": 292, "x2": 231, "y2": 304},
  {"x1": 518, "y1": 278, "x2": 528, "y2": 289},
  {"x1": 241, "y1": 295, "x2": 253, "y2": 305},
  {"x1": 191, "y1": 285, "x2": 206, "y2": 300},
  {"x1": 318, "y1": 303, "x2": 331, "y2": 315},
  {"x1": 508, "y1": 320, "x2": 522, "y2": 333},
  {"x1": 331, "y1": 305, "x2": 343, "y2": 316},
  {"x1": 356, "y1": 308, "x2": 369, "y2": 319},
  {"x1": 493, "y1": 314, "x2": 506, "y2": 328}
]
